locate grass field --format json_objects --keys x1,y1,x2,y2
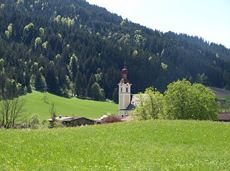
[
  {"x1": 17, "y1": 91, "x2": 118, "y2": 122},
  {"x1": 0, "y1": 120, "x2": 230, "y2": 170}
]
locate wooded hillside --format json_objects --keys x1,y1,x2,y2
[{"x1": 0, "y1": 0, "x2": 230, "y2": 101}]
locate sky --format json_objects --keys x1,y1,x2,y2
[{"x1": 87, "y1": 0, "x2": 230, "y2": 48}]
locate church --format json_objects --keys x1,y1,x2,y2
[{"x1": 118, "y1": 67, "x2": 136, "y2": 115}]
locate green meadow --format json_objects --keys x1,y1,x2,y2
[
  {"x1": 0, "y1": 120, "x2": 230, "y2": 170},
  {"x1": 17, "y1": 91, "x2": 118, "y2": 121}
]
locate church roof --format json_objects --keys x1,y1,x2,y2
[{"x1": 126, "y1": 103, "x2": 136, "y2": 110}]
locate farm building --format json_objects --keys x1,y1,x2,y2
[
  {"x1": 48, "y1": 116, "x2": 97, "y2": 127},
  {"x1": 218, "y1": 113, "x2": 230, "y2": 122},
  {"x1": 62, "y1": 117, "x2": 96, "y2": 127}
]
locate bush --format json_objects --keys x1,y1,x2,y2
[{"x1": 29, "y1": 114, "x2": 41, "y2": 129}]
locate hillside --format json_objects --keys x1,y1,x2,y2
[
  {"x1": 18, "y1": 91, "x2": 117, "y2": 122},
  {"x1": 210, "y1": 87, "x2": 230, "y2": 111},
  {"x1": 0, "y1": 0, "x2": 230, "y2": 102},
  {"x1": 0, "y1": 120, "x2": 230, "y2": 170},
  {"x1": 210, "y1": 87, "x2": 230, "y2": 98}
]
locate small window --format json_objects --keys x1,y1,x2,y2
[
  {"x1": 121, "y1": 88, "x2": 122, "y2": 92},
  {"x1": 126, "y1": 88, "x2": 128, "y2": 92}
]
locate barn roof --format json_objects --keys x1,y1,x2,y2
[
  {"x1": 62, "y1": 117, "x2": 95, "y2": 122},
  {"x1": 218, "y1": 113, "x2": 230, "y2": 121}
]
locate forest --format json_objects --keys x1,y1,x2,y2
[{"x1": 0, "y1": 0, "x2": 230, "y2": 102}]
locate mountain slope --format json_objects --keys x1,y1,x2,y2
[{"x1": 0, "y1": 0, "x2": 230, "y2": 101}]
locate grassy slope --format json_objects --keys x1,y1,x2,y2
[
  {"x1": 0, "y1": 120, "x2": 230, "y2": 170},
  {"x1": 18, "y1": 91, "x2": 118, "y2": 121}
]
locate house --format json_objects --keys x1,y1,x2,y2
[
  {"x1": 218, "y1": 113, "x2": 230, "y2": 122},
  {"x1": 48, "y1": 116, "x2": 97, "y2": 127},
  {"x1": 62, "y1": 117, "x2": 96, "y2": 127}
]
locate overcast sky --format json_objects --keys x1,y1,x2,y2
[{"x1": 87, "y1": 0, "x2": 230, "y2": 48}]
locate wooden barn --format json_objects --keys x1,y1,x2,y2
[
  {"x1": 62, "y1": 117, "x2": 96, "y2": 127},
  {"x1": 218, "y1": 113, "x2": 230, "y2": 122},
  {"x1": 48, "y1": 116, "x2": 97, "y2": 127}
]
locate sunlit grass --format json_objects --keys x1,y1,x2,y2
[{"x1": 0, "y1": 120, "x2": 230, "y2": 170}]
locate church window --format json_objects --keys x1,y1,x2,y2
[{"x1": 126, "y1": 88, "x2": 128, "y2": 92}]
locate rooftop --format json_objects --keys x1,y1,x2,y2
[{"x1": 218, "y1": 113, "x2": 230, "y2": 121}]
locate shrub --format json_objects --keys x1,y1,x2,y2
[{"x1": 29, "y1": 114, "x2": 41, "y2": 129}]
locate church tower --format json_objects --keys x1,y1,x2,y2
[{"x1": 118, "y1": 66, "x2": 132, "y2": 115}]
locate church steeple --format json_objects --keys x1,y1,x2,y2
[
  {"x1": 118, "y1": 65, "x2": 132, "y2": 115},
  {"x1": 121, "y1": 67, "x2": 128, "y2": 79},
  {"x1": 119, "y1": 65, "x2": 129, "y2": 84}
]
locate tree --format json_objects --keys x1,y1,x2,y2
[
  {"x1": 49, "y1": 103, "x2": 57, "y2": 128},
  {"x1": 164, "y1": 79, "x2": 218, "y2": 120},
  {"x1": 23, "y1": 22, "x2": 35, "y2": 44},
  {"x1": 0, "y1": 59, "x2": 6, "y2": 98},
  {"x1": 5, "y1": 23, "x2": 13, "y2": 39},
  {"x1": 39, "y1": 27, "x2": 45, "y2": 37},
  {"x1": 134, "y1": 87, "x2": 164, "y2": 120},
  {"x1": 45, "y1": 61, "x2": 60, "y2": 95},
  {"x1": 112, "y1": 88, "x2": 118, "y2": 103},
  {"x1": 35, "y1": 37, "x2": 42, "y2": 47},
  {"x1": 196, "y1": 73, "x2": 208, "y2": 84},
  {"x1": 0, "y1": 78, "x2": 25, "y2": 128},
  {"x1": 0, "y1": 97, "x2": 25, "y2": 128},
  {"x1": 90, "y1": 82, "x2": 105, "y2": 101},
  {"x1": 35, "y1": 71, "x2": 47, "y2": 92},
  {"x1": 69, "y1": 54, "x2": 78, "y2": 80},
  {"x1": 133, "y1": 93, "x2": 149, "y2": 120},
  {"x1": 189, "y1": 83, "x2": 219, "y2": 120},
  {"x1": 161, "y1": 62, "x2": 168, "y2": 71},
  {"x1": 5, "y1": 30, "x2": 10, "y2": 39}
]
